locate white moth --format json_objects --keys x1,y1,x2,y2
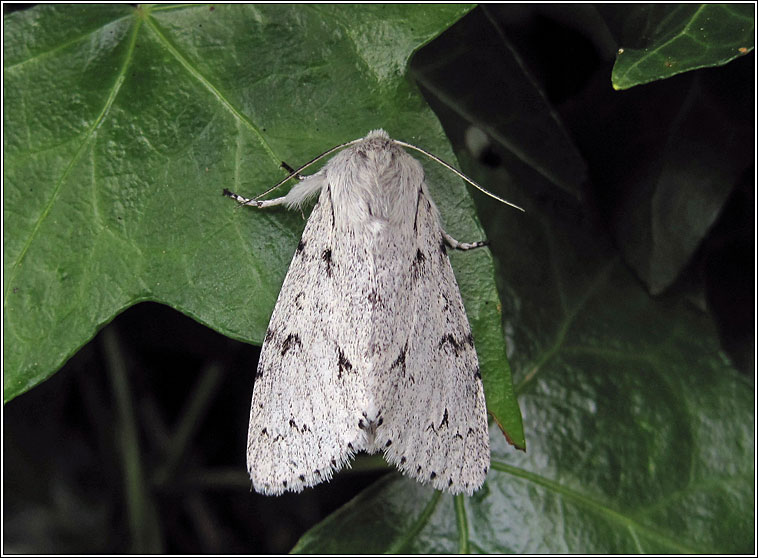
[{"x1": 224, "y1": 129, "x2": 522, "y2": 496}]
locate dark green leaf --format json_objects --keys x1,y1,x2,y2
[
  {"x1": 411, "y1": 6, "x2": 589, "y2": 203},
  {"x1": 3, "y1": 4, "x2": 523, "y2": 446},
  {"x1": 292, "y1": 159, "x2": 754, "y2": 553},
  {"x1": 611, "y1": 63, "x2": 752, "y2": 295},
  {"x1": 611, "y1": 4, "x2": 754, "y2": 90}
]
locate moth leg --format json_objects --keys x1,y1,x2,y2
[
  {"x1": 442, "y1": 230, "x2": 488, "y2": 251},
  {"x1": 224, "y1": 171, "x2": 326, "y2": 210},
  {"x1": 222, "y1": 189, "x2": 288, "y2": 208}
]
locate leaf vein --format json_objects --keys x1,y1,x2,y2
[
  {"x1": 385, "y1": 490, "x2": 442, "y2": 553},
  {"x1": 143, "y1": 15, "x2": 279, "y2": 168},
  {"x1": 490, "y1": 460, "x2": 703, "y2": 553},
  {"x1": 516, "y1": 258, "x2": 618, "y2": 393},
  {"x1": 3, "y1": 17, "x2": 142, "y2": 304},
  {"x1": 3, "y1": 12, "x2": 133, "y2": 72}
]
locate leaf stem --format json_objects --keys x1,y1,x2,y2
[
  {"x1": 454, "y1": 493, "x2": 470, "y2": 554},
  {"x1": 103, "y1": 326, "x2": 163, "y2": 553},
  {"x1": 153, "y1": 361, "x2": 224, "y2": 487},
  {"x1": 385, "y1": 490, "x2": 442, "y2": 554}
]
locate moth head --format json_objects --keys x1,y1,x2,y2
[
  {"x1": 364, "y1": 129, "x2": 390, "y2": 141},
  {"x1": 351, "y1": 130, "x2": 405, "y2": 169}
]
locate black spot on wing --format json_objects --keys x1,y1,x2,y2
[
  {"x1": 438, "y1": 334, "x2": 462, "y2": 356},
  {"x1": 264, "y1": 327, "x2": 275, "y2": 343},
  {"x1": 368, "y1": 290, "x2": 382, "y2": 310},
  {"x1": 439, "y1": 408, "x2": 449, "y2": 429},
  {"x1": 337, "y1": 347, "x2": 353, "y2": 379},
  {"x1": 441, "y1": 293, "x2": 450, "y2": 312},
  {"x1": 322, "y1": 248, "x2": 333, "y2": 277},
  {"x1": 390, "y1": 342, "x2": 408, "y2": 375},
  {"x1": 438, "y1": 333, "x2": 476, "y2": 357},
  {"x1": 281, "y1": 333, "x2": 302, "y2": 356},
  {"x1": 296, "y1": 239, "x2": 306, "y2": 255},
  {"x1": 412, "y1": 249, "x2": 426, "y2": 279}
]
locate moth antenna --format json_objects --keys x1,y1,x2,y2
[
  {"x1": 393, "y1": 139, "x2": 525, "y2": 212},
  {"x1": 255, "y1": 138, "x2": 364, "y2": 201}
]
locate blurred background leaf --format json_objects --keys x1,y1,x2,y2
[
  {"x1": 3, "y1": 3, "x2": 754, "y2": 554},
  {"x1": 610, "y1": 4, "x2": 754, "y2": 90}
]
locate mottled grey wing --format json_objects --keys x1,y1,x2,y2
[
  {"x1": 368, "y1": 188, "x2": 490, "y2": 495},
  {"x1": 246, "y1": 189, "x2": 369, "y2": 495}
]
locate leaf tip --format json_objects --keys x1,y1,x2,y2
[{"x1": 490, "y1": 411, "x2": 526, "y2": 451}]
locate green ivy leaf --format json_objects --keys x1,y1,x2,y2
[
  {"x1": 611, "y1": 4, "x2": 754, "y2": 90},
  {"x1": 291, "y1": 160, "x2": 753, "y2": 553},
  {"x1": 3, "y1": 4, "x2": 524, "y2": 446}
]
